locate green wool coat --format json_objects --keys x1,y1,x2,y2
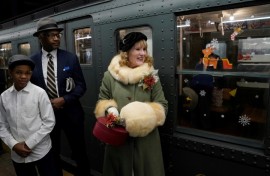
[{"x1": 95, "y1": 55, "x2": 168, "y2": 176}]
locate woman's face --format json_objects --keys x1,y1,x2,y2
[{"x1": 127, "y1": 41, "x2": 147, "y2": 68}]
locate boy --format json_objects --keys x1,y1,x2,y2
[{"x1": 0, "y1": 54, "x2": 58, "y2": 176}]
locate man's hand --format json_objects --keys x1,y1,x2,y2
[{"x1": 51, "y1": 97, "x2": 65, "y2": 109}]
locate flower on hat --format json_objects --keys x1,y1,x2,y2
[
  {"x1": 105, "y1": 113, "x2": 125, "y2": 128},
  {"x1": 138, "y1": 69, "x2": 159, "y2": 91}
]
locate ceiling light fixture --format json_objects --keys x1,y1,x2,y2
[
  {"x1": 222, "y1": 16, "x2": 270, "y2": 23},
  {"x1": 229, "y1": 14, "x2": 234, "y2": 21},
  {"x1": 177, "y1": 19, "x2": 191, "y2": 28},
  {"x1": 76, "y1": 35, "x2": 92, "y2": 40}
]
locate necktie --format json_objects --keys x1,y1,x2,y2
[{"x1": 47, "y1": 53, "x2": 58, "y2": 98}]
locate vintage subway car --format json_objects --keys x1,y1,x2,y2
[{"x1": 0, "y1": 0, "x2": 269, "y2": 175}]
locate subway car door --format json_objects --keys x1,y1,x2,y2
[{"x1": 62, "y1": 17, "x2": 101, "y2": 173}]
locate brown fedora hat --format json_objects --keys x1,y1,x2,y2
[{"x1": 33, "y1": 17, "x2": 63, "y2": 37}]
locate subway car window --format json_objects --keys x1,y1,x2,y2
[
  {"x1": 74, "y1": 28, "x2": 92, "y2": 65},
  {"x1": 177, "y1": 4, "x2": 270, "y2": 142},
  {"x1": 0, "y1": 42, "x2": 12, "y2": 91},
  {"x1": 117, "y1": 27, "x2": 153, "y2": 56},
  {"x1": 0, "y1": 43, "x2": 12, "y2": 67},
  {"x1": 18, "y1": 43, "x2": 31, "y2": 56}
]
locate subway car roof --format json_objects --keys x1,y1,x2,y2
[{"x1": 0, "y1": 0, "x2": 73, "y2": 24}]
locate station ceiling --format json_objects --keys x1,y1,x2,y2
[{"x1": 0, "y1": 0, "x2": 72, "y2": 24}]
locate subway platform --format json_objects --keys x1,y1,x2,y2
[{"x1": 0, "y1": 142, "x2": 73, "y2": 176}]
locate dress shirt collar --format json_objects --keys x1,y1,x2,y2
[
  {"x1": 9, "y1": 82, "x2": 32, "y2": 93},
  {"x1": 42, "y1": 48, "x2": 57, "y2": 59}
]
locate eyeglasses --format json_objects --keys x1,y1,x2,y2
[{"x1": 45, "y1": 33, "x2": 63, "y2": 39}]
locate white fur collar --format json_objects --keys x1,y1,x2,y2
[{"x1": 108, "y1": 55, "x2": 154, "y2": 85}]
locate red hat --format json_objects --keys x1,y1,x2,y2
[{"x1": 93, "y1": 117, "x2": 128, "y2": 146}]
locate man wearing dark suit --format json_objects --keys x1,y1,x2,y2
[{"x1": 30, "y1": 17, "x2": 91, "y2": 176}]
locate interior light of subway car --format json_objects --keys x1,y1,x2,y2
[
  {"x1": 229, "y1": 14, "x2": 234, "y2": 21},
  {"x1": 177, "y1": 19, "x2": 191, "y2": 28},
  {"x1": 76, "y1": 34, "x2": 91, "y2": 40},
  {"x1": 222, "y1": 16, "x2": 270, "y2": 23}
]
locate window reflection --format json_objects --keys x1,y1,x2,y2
[
  {"x1": 0, "y1": 43, "x2": 12, "y2": 67},
  {"x1": 18, "y1": 43, "x2": 31, "y2": 56},
  {"x1": 0, "y1": 42, "x2": 12, "y2": 91},
  {"x1": 74, "y1": 28, "x2": 92, "y2": 65},
  {"x1": 177, "y1": 4, "x2": 270, "y2": 141}
]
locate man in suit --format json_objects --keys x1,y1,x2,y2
[{"x1": 30, "y1": 17, "x2": 91, "y2": 176}]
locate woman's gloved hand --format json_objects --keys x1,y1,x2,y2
[{"x1": 107, "y1": 107, "x2": 119, "y2": 117}]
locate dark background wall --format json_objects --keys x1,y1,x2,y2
[{"x1": 0, "y1": 0, "x2": 73, "y2": 24}]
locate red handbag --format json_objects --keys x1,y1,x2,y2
[{"x1": 93, "y1": 116, "x2": 128, "y2": 146}]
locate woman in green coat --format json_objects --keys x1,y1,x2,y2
[{"x1": 94, "y1": 32, "x2": 168, "y2": 176}]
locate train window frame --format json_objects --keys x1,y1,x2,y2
[{"x1": 176, "y1": 4, "x2": 270, "y2": 149}]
